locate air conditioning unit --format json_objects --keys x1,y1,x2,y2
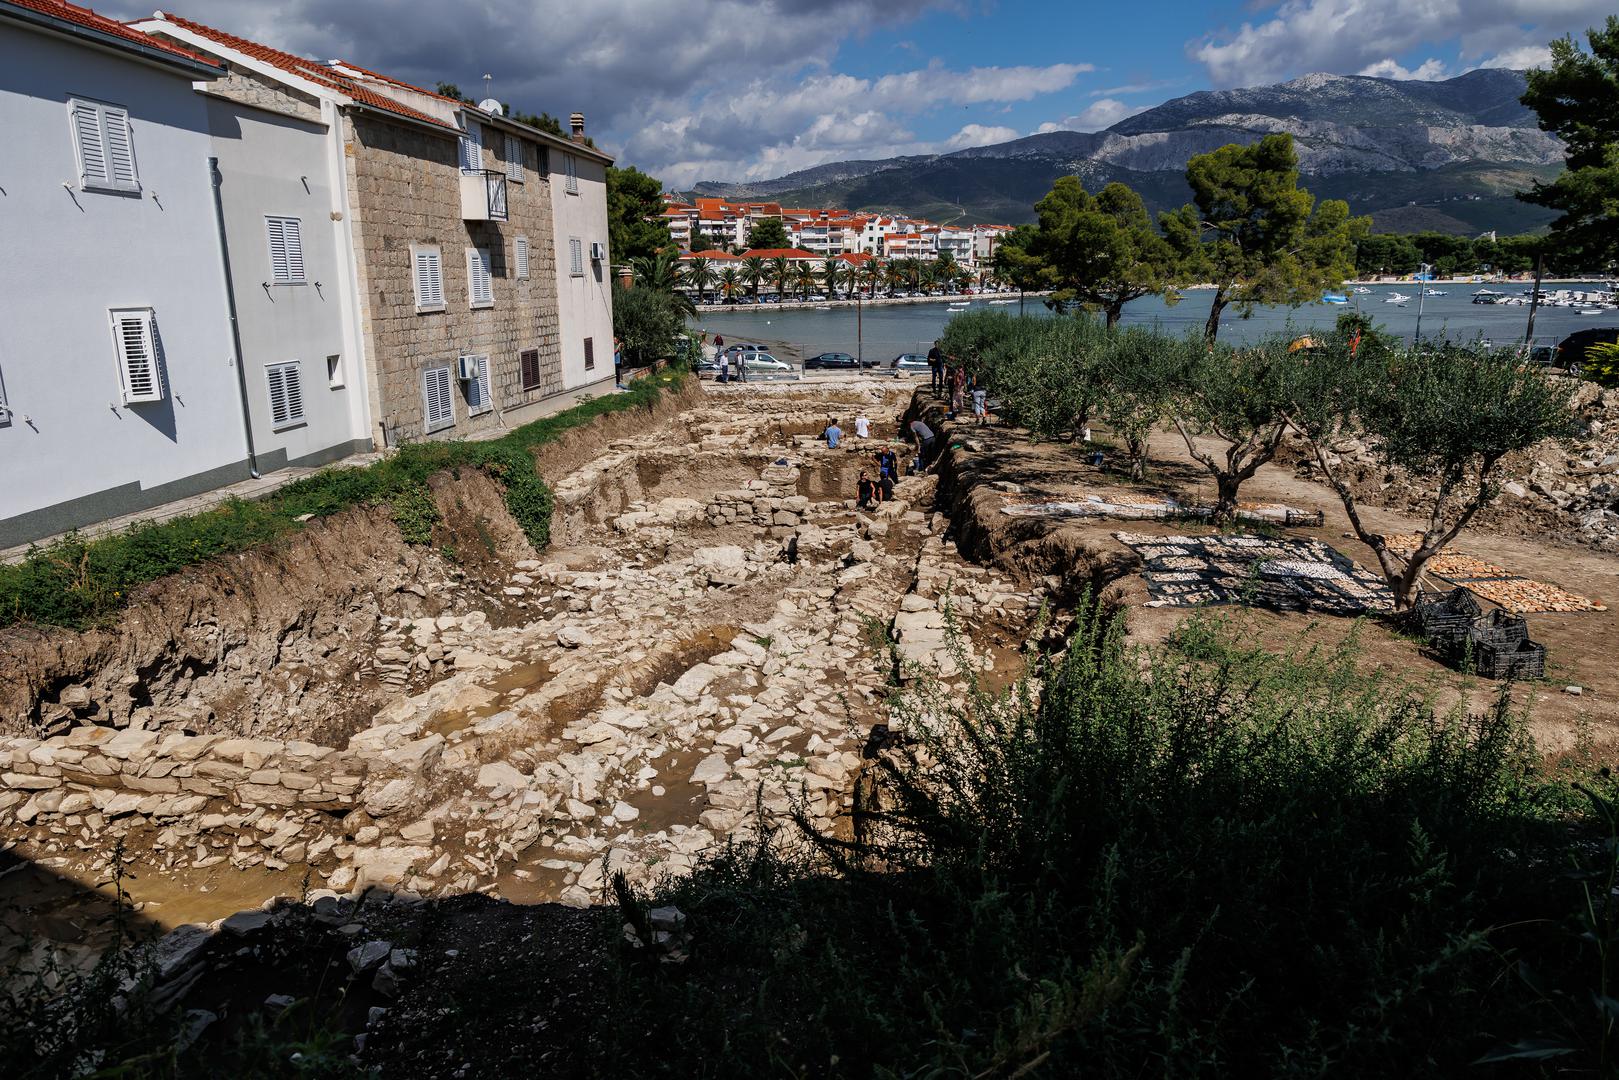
[
  {"x1": 589, "y1": 241, "x2": 606, "y2": 262},
  {"x1": 456, "y1": 355, "x2": 481, "y2": 381}
]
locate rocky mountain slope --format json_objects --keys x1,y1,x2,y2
[{"x1": 693, "y1": 69, "x2": 1562, "y2": 233}]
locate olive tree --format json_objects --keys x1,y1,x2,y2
[
  {"x1": 1097, "y1": 328, "x2": 1177, "y2": 481},
  {"x1": 1285, "y1": 340, "x2": 1576, "y2": 610},
  {"x1": 1168, "y1": 337, "x2": 1294, "y2": 521}
]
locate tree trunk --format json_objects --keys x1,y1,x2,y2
[
  {"x1": 1204, "y1": 290, "x2": 1228, "y2": 343},
  {"x1": 1213, "y1": 473, "x2": 1240, "y2": 522},
  {"x1": 1104, "y1": 302, "x2": 1123, "y2": 329},
  {"x1": 1127, "y1": 437, "x2": 1147, "y2": 481}
]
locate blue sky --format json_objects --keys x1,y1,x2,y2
[{"x1": 137, "y1": 0, "x2": 1609, "y2": 186}]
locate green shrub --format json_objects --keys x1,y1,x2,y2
[{"x1": 0, "y1": 371, "x2": 685, "y2": 629}]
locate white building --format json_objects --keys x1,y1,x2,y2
[
  {"x1": 0, "y1": 0, "x2": 254, "y2": 548},
  {"x1": 550, "y1": 117, "x2": 616, "y2": 386}
]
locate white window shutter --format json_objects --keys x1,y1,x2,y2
[
  {"x1": 71, "y1": 99, "x2": 109, "y2": 189},
  {"x1": 569, "y1": 238, "x2": 583, "y2": 275},
  {"x1": 266, "y1": 361, "x2": 305, "y2": 427},
  {"x1": 424, "y1": 366, "x2": 454, "y2": 431},
  {"x1": 565, "y1": 153, "x2": 578, "y2": 194},
  {"x1": 413, "y1": 246, "x2": 444, "y2": 311},
  {"x1": 515, "y1": 236, "x2": 529, "y2": 280},
  {"x1": 103, "y1": 104, "x2": 138, "y2": 191},
  {"x1": 110, "y1": 309, "x2": 162, "y2": 404},
  {"x1": 0, "y1": 365, "x2": 10, "y2": 426},
  {"x1": 465, "y1": 355, "x2": 493, "y2": 416},
  {"x1": 504, "y1": 134, "x2": 523, "y2": 182},
  {"x1": 467, "y1": 247, "x2": 493, "y2": 308},
  {"x1": 265, "y1": 217, "x2": 305, "y2": 285},
  {"x1": 459, "y1": 122, "x2": 482, "y2": 172}
]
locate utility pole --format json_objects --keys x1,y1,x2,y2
[
  {"x1": 1413, "y1": 262, "x2": 1429, "y2": 344},
  {"x1": 1524, "y1": 250, "x2": 1545, "y2": 351}
]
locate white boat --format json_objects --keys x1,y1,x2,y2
[
  {"x1": 947, "y1": 302, "x2": 970, "y2": 309},
  {"x1": 1384, "y1": 292, "x2": 1411, "y2": 304},
  {"x1": 1578, "y1": 307, "x2": 1604, "y2": 315},
  {"x1": 988, "y1": 298, "x2": 1018, "y2": 305},
  {"x1": 1353, "y1": 286, "x2": 1372, "y2": 294},
  {"x1": 1424, "y1": 289, "x2": 1448, "y2": 297}
]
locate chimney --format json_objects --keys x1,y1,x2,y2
[{"x1": 569, "y1": 112, "x2": 586, "y2": 142}]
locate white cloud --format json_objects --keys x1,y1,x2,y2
[
  {"x1": 943, "y1": 123, "x2": 1020, "y2": 150},
  {"x1": 1357, "y1": 57, "x2": 1449, "y2": 80},
  {"x1": 1039, "y1": 98, "x2": 1150, "y2": 133},
  {"x1": 1190, "y1": 0, "x2": 1611, "y2": 87},
  {"x1": 1477, "y1": 44, "x2": 1554, "y2": 69}
]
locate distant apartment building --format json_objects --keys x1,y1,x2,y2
[{"x1": 136, "y1": 11, "x2": 615, "y2": 448}]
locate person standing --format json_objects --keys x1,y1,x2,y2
[
  {"x1": 875, "y1": 447, "x2": 898, "y2": 481},
  {"x1": 718, "y1": 350, "x2": 730, "y2": 383},
  {"x1": 854, "y1": 414, "x2": 871, "y2": 439},
  {"x1": 736, "y1": 348, "x2": 748, "y2": 383},
  {"x1": 972, "y1": 384, "x2": 987, "y2": 424},
  {"x1": 950, "y1": 365, "x2": 966, "y2": 415},
  {"x1": 613, "y1": 336, "x2": 624, "y2": 388},
  {"x1": 926, "y1": 342, "x2": 945, "y2": 393},
  {"x1": 909, "y1": 418, "x2": 935, "y2": 470},
  {"x1": 824, "y1": 418, "x2": 844, "y2": 449}
]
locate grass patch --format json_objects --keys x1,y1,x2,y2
[{"x1": 0, "y1": 371, "x2": 686, "y2": 629}]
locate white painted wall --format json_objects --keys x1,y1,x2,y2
[
  {"x1": 0, "y1": 29, "x2": 247, "y2": 537},
  {"x1": 205, "y1": 94, "x2": 367, "y2": 465},
  {"x1": 550, "y1": 148, "x2": 615, "y2": 389}
]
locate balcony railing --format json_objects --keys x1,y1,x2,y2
[{"x1": 459, "y1": 169, "x2": 509, "y2": 222}]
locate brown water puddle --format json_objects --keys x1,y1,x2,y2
[{"x1": 426, "y1": 659, "x2": 555, "y2": 738}]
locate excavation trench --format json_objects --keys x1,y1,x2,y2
[{"x1": 2, "y1": 383, "x2": 1083, "y2": 970}]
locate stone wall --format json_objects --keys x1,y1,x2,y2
[
  {"x1": 198, "y1": 61, "x2": 323, "y2": 124},
  {"x1": 344, "y1": 114, "x2": 563, "y2": 445}
]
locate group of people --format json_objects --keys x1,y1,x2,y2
[
  {"x1": 926, "y1": 343, "x2": 987, "y2": 423},
  {"x1": 820, "y1": 412, "x2": 941, "y2": 508},
  {"x1": 707, "y1": 334, "x2": 749, "y2": 384}
]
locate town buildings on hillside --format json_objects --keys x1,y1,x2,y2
[
  {"x1": 658, "y1": 195, "x2": 1014, "y2": 269},
  {"x1": 0, "y1": 0, "x2": 614, "y2": 549}
]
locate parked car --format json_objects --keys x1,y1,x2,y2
[
  {"x1": 891, "y1": 353, "x2": 930, "y2": 376},
  {"x1": 805, "y1": 351, "x2": 876, "y2": 370},
  {"x1": 734, "y1": 349, "x2": 791, "y2": 372}
]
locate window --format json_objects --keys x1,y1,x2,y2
[
  {"x1": 265, "y1": 361, "x2": 305, "y2": 429},
  {"x1": 326, "y1": 354, "x2": 344, "y2": 389},
  {"x1": 265, "y1": 217, "x2": 306, "y2": 285},
  {"x1": 423, "y1": 366, "x2": 455, "y2": 432},
  {"x1": 411, "y1": 245, "x2": 444, "y2": 312},
  {"x1": 462, "y1": 355, "x2": 493, "y2": 416},
  {"x1": 458, "y1": 120, "x2": 483, "y2": 173},
  {"x1": 584, "y1": 336, "x2": 595, "y2": 371},
  {"x1": 515, "y1": 236, "x2": 529, "y2": 280},
  {"x1": 467, "y1": 247, "x2": 494, "y2": 308},
  {"x1": 69, "y1": 97, "x2": 138, "y2": 193},
  {"x1": 537, "y1": 144, "x2": 549, "y2": 176},
  {"x1": 569, "y1": 238, "x2": 583, "y2": 277},
  {"x1": 504, "y1": 133, "x2": 524, "y2": 183},
  {"x1": 564, "y1": 152, "x2": 578, "y2": 194},
  {"x1": 519, "y1": 347, "x2": 542, "y2": 391},
  {"x1": 109, "y1": 308, "x2": 162, "y2": 404}
]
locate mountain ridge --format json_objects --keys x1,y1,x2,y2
[{"x1": 687, "y1": 69, "x2": 1562, "y2": 235}]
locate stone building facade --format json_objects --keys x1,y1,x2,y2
[{"x1": 344, "y1": 112, "x2": 564, "y2": 445}]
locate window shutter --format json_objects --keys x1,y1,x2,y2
[
  {"x1": 103, "y1": 104, "x2": 138, "y2": 191},
  {"x1": 467, "y1": 247, "x2": 493, "y2": 308},
  {"x1": 265, "y1": 217, "x2": 305, "y2": 284},
  {"x1": 266, "y1": 362, "x2": 305, "y2": 428},
  {"x1": 459, "y1": 121, "x2": 482, "y2": 172},
  {"x1": 413, "y1": 246, "x2": 444, "y2": 311},
  {"x1": 504, "y1": 133, "x2": 523, "y2": 182},
  {"x1": 110, "y1": 309, "x2": 162, "y2": 404},
  {"x1": 519, "y1": 347, "x2": 541, "y2": 390},
  {"x1": 71, "y1": 99, "x2": 109, "y2": 189},
  {"x1": 565, "y1": 153, "x2": 578, "y2": 194},
  {"x1": 584, "y1": 337, "x2": 595, "y2": 371},
  {"x1": 0, "y1": 365, "x2": 10, "y2": 426},
  {"x1": 569, "y1": 238, "x2": 583, "y2": 276},
  {"x1": 424, "y1": 366, "x2": 455, "y2": 431},
  {"x1": 464, "y1": 355, "x2": 493, "y2": 416},
  {"x1": 515, "y1": 236, "x2": 529, "y2": 280}
]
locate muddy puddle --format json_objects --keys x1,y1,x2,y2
[{"x1": 427, "y1": 660, "x2": 556, "y2": 738}]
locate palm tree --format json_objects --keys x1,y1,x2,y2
[
  {"x1": 936, "y1": 251, "x2": 959, "y2": 293},
  {"x1": 821, "y1": 257, "x2": 842, "y2": 299},
  {"x1": 769, "y1": 256, "x2": 792, "y2": 299},
  {"x1": 883, "y1": 260, "x2": 905, "y2": 295},
  {"x1": 630, "y1": 249, "x2": 695, "y2": 315},
  {"x1": 920, "y1": 261, "x2": 941, "y2": 295},
  {"x1": 861, "y1": 259, "x2": 884, "y2": 298},
  {"x1": 795, "y1": 264, "x2": 817, "y2": 299},
  {"x1": 717, "y1": 266, "x2": 741, "y2": 301},
  {"x1": 685, "y1": 256, "x2": 716, "y2": 305},
  {"x1": 741, "y1": 256, "x2": 767, "y2": 303}
]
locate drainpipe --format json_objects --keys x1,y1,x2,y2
[{"x1": 208, "y1": 156, "x2": 260, "y2": 478}]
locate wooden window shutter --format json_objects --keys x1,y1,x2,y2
[
  {"x1": 504, "y1": 134, "x2": 524, "y2": 182},
  {"x1": 519, "y1": 347, "x2": 541, "y2": 390},
  {"x1": 266, "y1": 361, "x2": 305, "y2": 428},
  {"x1": 110, "y1": 309, "x2": 162, "y2": 404},
  {"x1": 584, "y1": 337, "x2": 595, "y2": 371},
  {"x1": 515, "y1": 236, "x2": 529, "y2": 280},
  {"x1": 413, "y1": 246, "x2": 444, "y2": 311},
  {"x1": 424, "y1": 366, "x2": 455, "y2": 431},
  {"x1": 265, "y1": 217, "x2": 305, "y2": 284}
]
